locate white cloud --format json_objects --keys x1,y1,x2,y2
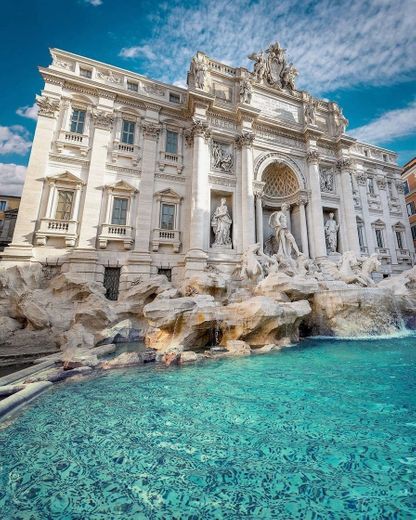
[
  {"x1": 0, "y1": 163, "x2": 27, "y2": 196},
  {"x1": 85, "y1": 0, "x2": 102, "y2": 6},
  {"x1": 0, "y1": 126, "x2": 32, "y2": 156},
  {"x1": 349, "y1": 101, "x2": 416, "y2": 144},
  {"x1": 119, "y1": 45, "x2": 156, "y2": 60},
  {"x1": 117, "y1": 0, "x2": 416, "y2": 95},
  {"x1": 16, "y1": 103, "x2": 38, "y2": 121}
]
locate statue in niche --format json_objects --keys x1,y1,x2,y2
[
  {"x1": 268, "y1": 203, "x2": 301, "y2": 261},
  {"x1": 211, "y1": 198, "x2": 232, "y2": 247},
  {"x1": 211, "y1": 142, "x2": 233, "y2": 172},
  {"x1": 190, "y1": 54, "x2": 207, "y2": 90},
  {"x1": 324, "y1": 213, "x2": 340, "y2": 254},
  {"x1": 334, "y1": 105, "x2": 348, "y2": 137},
  {"x1": 304, "y1": 97, "x2": 318, "y2": 125},
  {"x1": 239, "y1": 78, "x2": 252, "y2": 104},
  {"x1": 320, "y1": 168, "x2": 335, "y2": 193}
]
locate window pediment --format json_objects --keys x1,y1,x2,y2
[
  {"x1": 47, "y1": 171, "x2": 85, "y2": 186},
  {"x1": 105, "y1": 180, "x2": 138, "y2": 193},
  {"x1": 154, "y1": 188, "x2": 182, "y2": 203}
]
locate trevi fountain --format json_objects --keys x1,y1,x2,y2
[{"x1": 0, "y1": 41, "x2": 415, "y2": 519}]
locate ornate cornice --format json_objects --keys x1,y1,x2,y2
[
  {"x1": 36, "y1": 95, "x2": 61, "y2": 118},
  {"x1": 306, "y1": 150, "x2": 320, "y2": 164},
  {"x1": 92, "y1": 110, "x2": 114, "y2": 130},
  {"x1": 184, "y1": 119, "x2": 211, "y2": 146},
  {"x1": 235, "y1": 131, "x2": 255, "y2": 148},
  {"x1": 142, "y1": 122, "x2": 161, "y2": 140}
]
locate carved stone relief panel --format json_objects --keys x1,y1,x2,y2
[
  {"x1": 211, "y1": 140, "x2": 234, "y2": 173},
  {"x1": 319, "y1": 167, "x2": 335, "y2": 193}
]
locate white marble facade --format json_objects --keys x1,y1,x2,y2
[{"x1": 2, "y1": 45, "x2": 414, "y2": 292}]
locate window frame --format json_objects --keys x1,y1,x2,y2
[
  {"x1": 111, "y1": 197, "x2": 129, "y2": 226},
  {"x1": 375, "y1": 228, "x2": 384, "y2": 249},
  {"x1": 127, "y1": 81, "x2": 138, "y2": 92},
  {"x1": 70, "y1": 109, "x2": 86, "y2": 134},
  {"x1": 121, "y1": 119, "x2": 136, "y2": 145},
  {"x1": 0, "y1": 200, "x2": 7, "y2": 212},
  {"x1": 169, "y1": 92, "x2": 181, "y2": 104},
  {"x1": 54, "y1": 189, "x2": 75, "y2": 221},
  {"x1": 165, "y1": 130, "x2": 178, "y2": 154},
  {"x1": 79, "y1": 67, "x2": 92, "y2": 79},
  {"x1": 160, "y1": 203, "x2": 176, "y2": 230}
]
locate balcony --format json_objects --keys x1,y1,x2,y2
[
  {"x1": 158, "y1": 151, "x2": 184, "y2": 173},
  {"x1": 152, "y1": 228, "x2": 181, "y2": 252},
  {"x1": 375, "y1": 247, "x2": 391, "y2": 262},
  {"x1": 35, "y1": 219, "x2": 78, "y2": 247},
  {"x1": 111, "y1": 141, "x2": 140, "y2": 166},
  {"x1": 56, "y1": 131, "x2": 90, "y2": 156},
  {"x1": 98, "y1": 224, "x2": 134, "y2": 250},
  {"x1": 396, "y1": 248, "x2": 412, "y2": 264}
]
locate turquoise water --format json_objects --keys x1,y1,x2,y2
[{"x1": 1, "y1": 337, "x2": 416, "y2": 519}]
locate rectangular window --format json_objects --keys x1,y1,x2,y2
[
  {"x1": 80, "y1": 68, "x2": 92, "y2": 79},
  {"x1": 127, "y1": 81, "x2": 138, "y2": 92},
  {"x1": 160, "y1": 203, "x2": 175, "y2": 230},
  {"x1": 121, "y1": 120, "x2": 135, "y2": 145},
  {"x1": 111, "y1": 197, "x2": 128, "y2": 225},
  {"x1": 165, "y1": 130, "x2": 178, "y2": 154},
  {"x1": 70, "y1": 109, "x2": 86, "y2": 134},
  {"x1": 357, "y1": 225, "x2": 365, "y2": 249},
  {"x1": 396, "y1": 231, "x2": 403, "y2": 250},
  {"x1": 55, "y1": 190, "x2": 74, "y2": 221},
  {"x1": 367, "y1": 177, "x2": 375, "y2": 195},
  {"x1": 0, "y1": 201, "x2": 7, "y2": 211},
  {"x1": 375, "y1": 229, "x2": 384, "y2": 249},
  {"x1": 411, "y1": 226, "x2": 416, "y2": 240},
  {"x1": 407, "y1": 202, "x2": 416, "y2": 216},
  {"x1": 103, "y1": 267, "x2": 121, "y2": 301},
  {"x1": 403, "y1": 181, "x2": 409, "y2": 195},
  {"x1": 169, "y1": 92, "x2": 180, "y2": 104}
]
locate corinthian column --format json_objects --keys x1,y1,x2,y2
[
  {"x1": 306, "y1": 150, "x2": 327, "y2": 258},
  {"x1": 337, "y1": 159, "x2": 360, "y2": 253},
  {"x1": 236, "y1": 131, "x2": 256, "y2": 250},
  {"x1": 184, "y1": 119, "x2": 211, "y2": 272}
]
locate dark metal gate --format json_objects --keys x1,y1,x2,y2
[{"x1": 104, "y1": 267, "x2": 121, "y2": 301}]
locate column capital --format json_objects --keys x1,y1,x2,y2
[
  {"x1": 306, "y1": 150, "x2": 320, "y2": 164},
  {"x1": 184, "y1": 119, "x2": 211, "y2": 146},
  {"x1": 92, "y1": 109, "x2": 114, "y2": 131},
  {"x1": 235, "y1": 130, "x2": 255, "y2": 148},
  {"x1": 36, "y1": 95, "x2": 61, "y2": 119},
  {"x1": 142, "y1": 122, "x2": 161, "y2": 140},
  {"x1": 252, "y1": 180, "x2": 265, "y2": 197},
  {"x1": 336, "y1": 158, "x2": 353, "y2": 171}
]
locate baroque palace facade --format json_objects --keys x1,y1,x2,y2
[{"x1": 2, "y1": 44, "x2": 414, "y2": 296}]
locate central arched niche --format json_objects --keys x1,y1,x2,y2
[
  {"x1": 262, "y1": 162, "x2": 300, "y2": 200},
  {"x1": 261, "y1": 162, "x2": 302, "y2": 254}
]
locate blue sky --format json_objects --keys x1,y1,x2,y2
[{"x1": 0, "y1": 0, "x2": 415, "y2": 195}]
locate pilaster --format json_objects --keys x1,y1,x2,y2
[
  {"x1": 77, "y1": 104, "x2": 115, "y2": 249},
  {"x1": 236, "y1": 131, "x2": 256, "y2": 250},
  {"x1": 2, "y1": 95, "x2": 61, "y2": 262}
]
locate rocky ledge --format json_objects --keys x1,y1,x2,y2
[{"x1": 0, "y1": 248, "x2": 415, "y2": 371}]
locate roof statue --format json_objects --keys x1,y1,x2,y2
[{"x1": 248, "y1": 42, "x2": 297, "y2": 92}]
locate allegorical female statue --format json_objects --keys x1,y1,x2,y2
[
  {"x1": 268, "y1": 203, "x2": 300, "y2": 259},
  {"x1": 324, "y1": 212, "x2": 339, "y2": 254},
  {"x1": 211, "y1": 198, "x2": 232, "y2": 247}
]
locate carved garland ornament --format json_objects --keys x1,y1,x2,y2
[
  {"x1": 306, "y1": 150, "x2": 320, "y2": 164},
  {"x1": 92, "y1": 110, "x2": 114, "y2": 130},
  {"x1": 36, "y1": 95, "x2": 60, "y2": 118},
  {"x1": 142, "y1": 123, "x2": 161, "y2": 140}
]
